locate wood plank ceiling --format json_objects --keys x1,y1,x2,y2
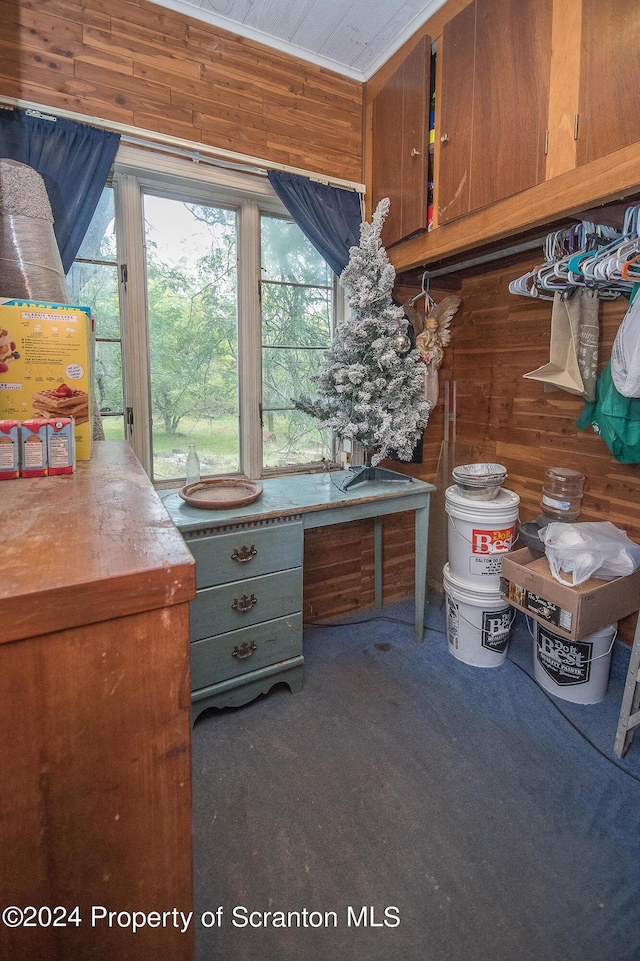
[{"x1": 149, "y1": 0, "x2": 447, "y2": 79}]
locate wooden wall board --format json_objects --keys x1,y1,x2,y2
[
  {"x1": 395, "y1": 260, "x2": 640, "y2": 644},
  {"x1": 0, "y1": 0, "x2": 363, "y2": 183},
  {"x1": 303, "y1": 520, "x2": 375, "y2": 621}
]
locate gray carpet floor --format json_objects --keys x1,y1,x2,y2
[{"x1": 191, "y1": 601, "x2": 640, "y2": 961}]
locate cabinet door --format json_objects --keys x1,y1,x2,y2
[
  {"x1": 471, "y1": 0, "x2": 551, "y2": 211},
  {"x1": 438, "y1": 1, "x2": 476, "y2": 225},
  {"x1": 438, "y1": 0, "x2": 551, "y2": 224},
  {"x1": 372, "y1": 35, "x2": 431, "y2": 247},
  {"x1": 578, "y1": 0, "x2": 640, "y2": 166}
]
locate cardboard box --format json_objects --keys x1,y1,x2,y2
[
  {"x1": 0, "y1": 419, "x2": 19, "y2": 480},
  {"x1": 21, "y1": 418, "x2": 48, "y2": 477},
  {"x1": 500, "y1": 547, "x2": 640, "y2": 641},
  {"x1": 0, "y1": 300, "x2": 93, "y2": 460}
]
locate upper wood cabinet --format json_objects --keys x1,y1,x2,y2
[
  {"x1": 577, "y1": 0, "x2": 640, "y2": 166},
  {"x1": 371, "y1": 36, "x2": 431, "y2": 248},
  {"x1": 368, "y1": 0, "x2": 640, "y2": 276},
  {"x1": 438, "y1": 0, "x2": 552, "y2": 225}
]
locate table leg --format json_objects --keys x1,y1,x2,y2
[
  {"x1": 374, "y1": 517, "x2": 383, "y2": 608},
  {"x1": 414, "y1": 501, "x2": 429, "y2": 643}
]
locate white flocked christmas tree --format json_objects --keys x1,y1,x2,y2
[{"x1": 295, "y1": 198, "x2": 431, "y2": 482}]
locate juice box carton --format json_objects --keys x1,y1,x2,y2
[
  {"x1": 0, "y1": 419, "x2": 19, "y2": 480},
  {"x1": 21, "y1": 418, "x2": 48, "y2": 477},
  {"x1": 47, "y1": 417, "x2": 75, "y2": 475},
  {"x1": 0, "y1": 300, "x2": 93, "y2": 460}
]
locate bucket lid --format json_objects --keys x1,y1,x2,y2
[
  {"x1": 442, "y1": 562, "x2": 508, "y2": 602},
  {"x1": 452, "y1": 462, "x2": 507, "y2": 487},
  {"x1": 445, "y1": 484, "x2": 520, "y2": 511}
]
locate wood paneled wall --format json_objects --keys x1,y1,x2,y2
[
  {"x1": 0, "y1": 0, "x2": 363, "y2": 183},
  {"x1": 308, "y1": 263, "x2": 640, "y2": 645},
  {"x1": 442, "y1": 261, "x2": 640, "y2": 643},
  {"x1": 448, "y1": 259, "x2": 638, "y2": 531}
]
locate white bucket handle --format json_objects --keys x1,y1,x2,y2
[
  {"x1": 448, "y1": 513, "x2": 515, "y2": 551},
  {"x1": 583, "y1": 630, "x2": 617, "y2": 663},
  {"x1": 455, "y1": 604, "x2": 517, "y2": 633},
  {"x1": 528, "y1": 616, "x2": 618, "y2": 663}
]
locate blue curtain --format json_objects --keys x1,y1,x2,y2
[
  {"x1": 267, "y1": 170, "x2": 362, "y2": 277},
  {"x1": 0, "y1": 108, "x2": 120, "y2": 272}
]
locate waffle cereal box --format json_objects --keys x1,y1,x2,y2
[
  {"x1": 0, "y1": 300, "x2": 93, "y2": 460},
  {"x1": 21, "y1": 418, "x2": 48, "y2": 477},
  {"x1": 47, "y1": 417, "x2": 75, "y2": 475},
  {"x1": 0, "y1": 419, "x2": 19, "y2": 480}
]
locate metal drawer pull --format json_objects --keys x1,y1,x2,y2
[
  {"x1": 231, "y1": 545, "x2": 257, "y2": 563},
  {"x1": 232, "y1": 593, "x2": 257, "y2": 613},
  {"x1": 232, "y1": 640, "x2": 257, "y2": 659}
]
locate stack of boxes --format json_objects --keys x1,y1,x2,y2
[
  {"x1": 499, "y1": 469, "x2": 640, "y2": 705},
  {"x1": 0, "y1": 299, "x2": 93, "y2": 479}
]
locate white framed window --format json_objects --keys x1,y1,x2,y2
[
  {"x1": 68, "y1": 147, "x2": 340, "y2": 483},
  {"x1": 67, "y1": 186, "x2": 124, "y2": 440}
]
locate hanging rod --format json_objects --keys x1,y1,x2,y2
[
  {"x1": 422, "y1": 237, "x2": 546, "y2": 279},
  {"x1": 0, "y1": 95, "x2": 366, "y2": 194}
]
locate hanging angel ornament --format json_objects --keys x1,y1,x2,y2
[{"x1": 415, "y1": 294, "x2": 461, "y2": 408}]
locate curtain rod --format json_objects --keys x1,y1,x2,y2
[{"x1": 0, "y1": 96, "x2": 366, "y2": 194}]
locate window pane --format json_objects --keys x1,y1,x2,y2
[
  {"x1": 144, "y1": 195, "x2": 239, "y2": 482},
  {"x1": 67, "y1": 185, "x2": 124, "y2": 451},
  {"x1": 262, "y1": 410, "x2": 331, "y2": 469},
  {"x1": 260, "y1": 214, "x2": 333, "y2": 471},
  {"x1": 101, "y1": 415, "x2": 125, "y2": 440},
  {"x1": 262, "y1": 346, "x2": 328, "y2": 409},
  {"x1": 67, "y1": 263, "x2": 120, "y2": 340},
  {"x1": 76, "y1": 188, "x2": 116, "y2": 262},
  {"x1": 261, "y1": 217, "x2": 331, "y2": 286},
  {"x1": 261, "y1": 283, "x2": 331, "y2": 348},
  {"x1": 95, "y1": 340, "x2": 123, "y2": 415}
]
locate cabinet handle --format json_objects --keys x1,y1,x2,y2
[
  {"x1": 232, "y1": 593, "x2": 257, "y2": 613},
  {"x1": 440, "y1": 133, "x2": 449, "y2": 143},
  {"x1": 410, "y1": 147, "x2": 420, "y2": 157},
  {"x1": 231, "y1": 545, "x2": 257, "y2": 563},
  {"x1": 232, "y1": 641, "x2": 257, "y2": 659}
]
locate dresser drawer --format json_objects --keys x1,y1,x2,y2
[
  {"x1": 190, "y1": 567, "x2": 303, "y2": 641},
  {"x1": 187, "y1": 521, "x2": 303, "y2": 589},
  {"x1": 190, "y1": 613, "x2": 302, "y2": 689}
]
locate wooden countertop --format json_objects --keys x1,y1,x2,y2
[{"x1": 0, "y1": 440, "x2": 195, "y2": 645}]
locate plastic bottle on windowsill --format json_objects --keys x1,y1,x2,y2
[{"x1": 185, "y1": 444, "x2": 200, "y2": 486}]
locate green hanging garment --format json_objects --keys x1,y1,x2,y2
[{"x1": 577, "y1": 359, "x2": 640, "y2": 463}]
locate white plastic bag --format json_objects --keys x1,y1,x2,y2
[
  {"x1": 538, "y1": 521, "x2": 640, "y2": 586},
  {"x1": 611, "y1": 293, "x2": 640, "y2": 397}
]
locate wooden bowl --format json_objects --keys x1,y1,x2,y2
[{"x1": 178, "y1": 478, "x2": 263, "y2": 509}]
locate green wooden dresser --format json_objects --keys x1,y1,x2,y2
[
  {"x1": 187, "y1": 517, "x2": 304, "y2": 717},
  {"x1": 161, "y1": 471, "x2": 434, "y2": 722}
]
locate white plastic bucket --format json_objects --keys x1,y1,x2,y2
[
  {"x1": 443, "y1": 563, "x2": 513, "y2": 668},
  {"x1": 533, "y1": 621, "x2": 617, "y2": 704},
  {"x1": 445, "y1": 485, "x2": 520, "y2": 588}
]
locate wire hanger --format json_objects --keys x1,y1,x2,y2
[
  {"x1": 406, "y1": 271, "x2": 437, "y2": 311},
  {"x1": 509, "y1": 219, "x2": 633, "y2": 302}
]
